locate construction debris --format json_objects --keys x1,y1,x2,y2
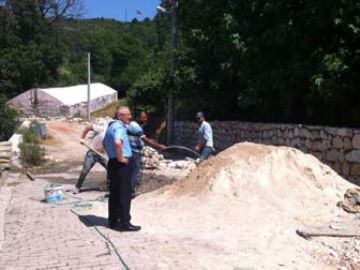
[
  {"x1": 337, "y1": 188, "x2": 360, "y2": 213},
  {"x1": 142, "y1": 147, "x2": 164, "y2": 169},
  {"x1": 141, "y1": 146, "x2": 197, "y2": 171},
  {"x1": 296, "y1": 229, "x2": 360, "y2": 240},
  {"x1": 0, "y1": 142, "x2": 12, "y2": 169}
]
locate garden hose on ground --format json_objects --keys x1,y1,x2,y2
[
  {"x1": 70, "y1": 209, "x2": 130, "y2": 270},
  {"x1": 43, "y1": 184, "x2": 130, "y2": 270}
]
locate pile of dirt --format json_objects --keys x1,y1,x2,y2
[
  {"x1": 134, "y1": 142, "x2": 355, "y2": 269},
  {"x1": 164, "y1": 142, "x2": 350, "y2": 219}
]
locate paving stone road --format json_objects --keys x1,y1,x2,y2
[{"x1": 0, "y1": 172, "x2": 220, "y2": 270}]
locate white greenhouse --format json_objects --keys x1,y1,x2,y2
[{"x1": 7, "y1": 83, "x2": 118, "y2": 118}]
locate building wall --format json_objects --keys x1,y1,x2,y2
[{"x1": 174, "y1": 121, "x2": 360, "y2": 184}]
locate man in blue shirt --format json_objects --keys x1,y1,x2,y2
[
  {"x1": 194, "y1": 111, "x2": 214, "y2": 162},
  {"x1": 128, "y1": 111, "x2": 167, "y2": 196},
  {"x1": 103, "y1": 106, "x2": 141, "y2": 232}
]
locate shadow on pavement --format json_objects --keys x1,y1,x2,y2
[{"x1": 77, "y1": 214, "x2": 108, "y2": 227}]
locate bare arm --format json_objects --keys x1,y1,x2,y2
[
  {"x1": 81, "y1": 125, "x2": 93, "y2": 139},
  {"x1": 195, "y1": 140, "x2": 207, "y2": 152},
  {"x1": 142, "y1": 137, "x2": 167, "y2": 151},
  {"x1": 115, "y1": 139, "x2": 128, "y2": 164}
]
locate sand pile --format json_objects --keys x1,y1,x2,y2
[
  {"x1": 133, "y1": 143, "x2": 357, "y2": 269},
  {"x1": 166, "y1": 142, "x2": 350, "y2": 218},
  {"x1": 138, "y1": 142, "x2": 353, "y2": 229}
]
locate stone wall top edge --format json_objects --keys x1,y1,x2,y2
[{"x1": 175, "y1": 120, "x2": 360, "y2": 132}]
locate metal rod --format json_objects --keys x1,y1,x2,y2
[
  {"x1": 166, "y1": 0, "x2": 177, "y2": 145},
  {"x1": 87, "y1": 53, "x2": 91, "y2": 122}
]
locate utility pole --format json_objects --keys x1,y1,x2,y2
[
  {"x1": 167, "y1": 0, "x2": 177, "y2": 145},
  {"x1": 87, "y1": 52, "x2": 91, "y2": 122}
]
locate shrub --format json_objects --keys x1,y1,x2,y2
[
  {"x1": 19, "y1": 128, "x2": 44, "y2": 166},
  {"x1": 0, "y1": 95, "x2": 18, "y2": 141}
]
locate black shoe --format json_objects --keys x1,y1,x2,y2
[
  {"x1": 108, "y1": 222, "x2": 121, "y2": 230},
  {"x1": 119, "y1": 224, "x2": 141, "y2": 232}
]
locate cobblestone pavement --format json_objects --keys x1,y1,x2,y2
[{"x1": 0, "y1": 172, "x2": 243, "y2": 270}]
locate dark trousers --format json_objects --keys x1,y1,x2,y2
[
  {"x1": 107, "y1": 158, "x2": 133, "y2": 226},
  {"x1": 130, "y1": 151, "x2": 143, "y2": 192}
]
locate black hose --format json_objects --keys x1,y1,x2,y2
[{"x1": 165, "y1": 145, "x2": 200, "y2": 157}]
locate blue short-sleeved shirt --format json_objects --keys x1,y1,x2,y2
[
  {"x1": 198, "y1": 121, "x2": 213, "y2": 147},
  {"x1": 103, "y1": 120, "x2": 132, "y2": 159},
  {"x1": 127, "y1": 121, "x2": 145, "y2": 152}
]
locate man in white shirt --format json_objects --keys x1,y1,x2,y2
[
  {"x1": 194, "y1": 111, "x2": 213, "y2": 162},
  {"x1": 74, "y1": 123, "x2": 108, "y2": 194}
]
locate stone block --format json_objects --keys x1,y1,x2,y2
[
  {"x1": 333, "y1": 162, "x2": 342, "y2": 173},
  {"x1": 326, "y1": 149, "x2": 340, "y2": 162},
  {"x1": 332, "y1": 136, "x2": 344, "y2": 149},
  {"x1": 310, "y1": 151, "x2": 322, "y2": 160},
  {"x1": 301, "y1": 129, "x2": 312, "y2": 139},
  {"x1": 285, "y1": 138, "x2": 291, "y2": 146},
  {"x1": 350, "y1": 164, "x2": 360, "y2": 177},
  {"x1": 320, "y1": 140, "x2": 331, "y2": 151},
  {"x1": 325, "y1": 127, "x2": 337, "y2": 136},
  {"x1": 312, "y1": 130, "x2": 320, "y2": 139},
  {"x1": 342, "y1": 162, "x2": 350, "y2": 175},
  {"x1": 337, "y1": 128, "x2": 352, "y2": 137},
  {"x1": 310, "y1": 141, "x2": 321, "y2": 151},
  {"x1": 339, "y1": 151, "x2": 345, "y2": 163},
  {"x1": 320, "y1": 130, "x2": 331, "y2": 140},
  {"x1": 345, "y1": 150, "x2": 360, "y2": 162},
  {"x1": 344, "y1": 137, "x2": 352, "y2": 150},
  {"x1": 291, "y1": 137, "x2": 301, "y2": 148},
  {"x1": 288, "y1": 130, "x2": 294, "y2": 138},
  {"x1": 262, "y1": 130, "x2": 270, "y2": 139},
  {"x1": 352, "y1": 134, "x2": 360, "y2": 149},
  {"x1": 263, "y1": 139, "x2": 271, "y2": 145},
  {"x1": 294, "y1": 128, "x2": 300, "y2": 137}
]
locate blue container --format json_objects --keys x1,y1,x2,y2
[{"x1": 44, "y1": 184, "x2": 63, "y2": 203}]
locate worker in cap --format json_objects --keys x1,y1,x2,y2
[{"x1": 194, "y1": 111, "x2": 214, "y2": 162}]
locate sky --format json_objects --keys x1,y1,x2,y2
[{"x1": 83, "y1": 0, "x2": 162, "y2": 22}]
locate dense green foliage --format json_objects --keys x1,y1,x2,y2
[
  {"x1": 0, "y1": 0, "x2": 359, "y2": 127},
  {"x1": 176, "y1": 0, "x2": 360, "y2": 125},
  {"x1": 0, "y1": 95, "x2": 18, "y2": 140}
]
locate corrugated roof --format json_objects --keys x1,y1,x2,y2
[{"x1": 41, "y1": 83, "x2": 116, "y2": 106}]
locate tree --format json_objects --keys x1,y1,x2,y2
[
  {"x1": 0, "y1": 0, "x2": 83, "y2": 98},
  {"x1": 174, "y1": 0, "x2": 360, "y2": 126}
]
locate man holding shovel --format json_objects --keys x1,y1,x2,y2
[{"x1": 73, "y1": 123, "x2": 108, "y2": 194}]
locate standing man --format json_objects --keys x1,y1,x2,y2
[
  {"x1": 194, "y1": 111, "x2": 213, "y2": 162},
  {"x1": 127, "y1": 111, "x2": 167, "y2": 195},
  {"x1": 74, "y1": 123, "x2": 107, "y2": 194},
  {"x1": 103, "y1": 106, "x2": 141, "y2": 232}
]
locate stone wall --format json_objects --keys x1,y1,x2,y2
[{"x1": 174, "y1": 121, "x2": 360, "y2": 184}]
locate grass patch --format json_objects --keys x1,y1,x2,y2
[{"x1": 91, "y1": 99, "x2": 128, "y2": 118}]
